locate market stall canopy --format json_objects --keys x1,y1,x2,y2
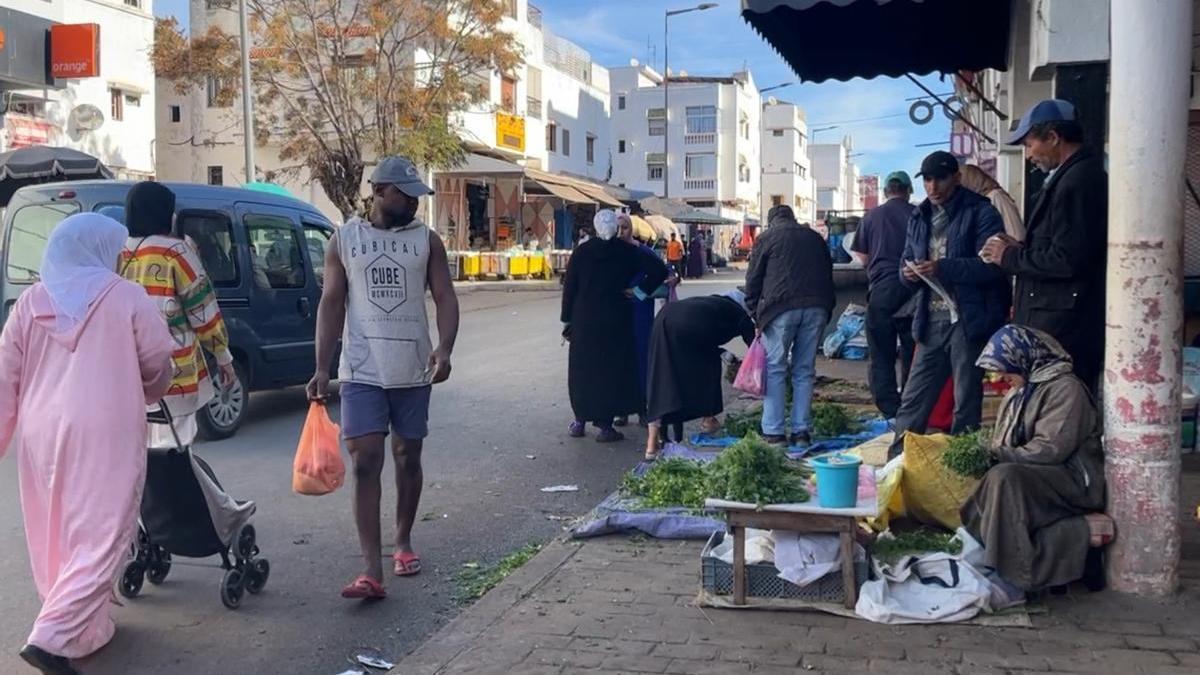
[
  {"x1": 0, "y1": 146, "x2": 114, "y2": 206},
  {"x1": 630, "y1": 215, "x2": 657, "y2": 242},
  {"x1": 644, "y1": 214, "x2": 681, "y2": 240},
  {"x1": 740, "y1": 0, "x2": 1013, "y2": 82},
  {"x1": 445, "y1": 152, "x2": 527, "y2": 175},
  {"x1": 639, "y1": 196, "x2": 740, "y2": 225},
  {"x1": 526, "y1": 168, "x2": 624, "y2": 207},
  {"x1": 531, "y1": 180, "x2": 594, "y2": 204}
]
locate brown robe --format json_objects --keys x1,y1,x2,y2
[{"x1": 960, "y1": 373, "x2": 1105, "y2": 590}]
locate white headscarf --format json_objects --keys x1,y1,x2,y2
[
  {"x1": 40, "y1": 212, "x2": 128, "y2": 331},
  {"x1": 593, "y1": 209, "x2": 619, "y2": 241}
]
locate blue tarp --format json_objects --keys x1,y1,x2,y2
[{"x1": 690, "y1": 418, "x2": 891, "y2": 458}]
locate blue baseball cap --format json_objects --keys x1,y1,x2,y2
[{"x1": 1007, "y1": 99, "x2": 1077, "y2": 145}]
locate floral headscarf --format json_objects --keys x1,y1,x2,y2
[{"x1": 976, "y1": 324, "x2": 1074, "y2": 384}]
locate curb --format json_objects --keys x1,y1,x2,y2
[
  {"x1": 455, "y1": 281, "x2": 562, "y2": 294},
  {"x1": 396, "y1": 538, "x2": 584, "y2": 675}
]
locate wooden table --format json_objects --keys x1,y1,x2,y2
[{"x1": 706, "y1": 498, "x2": 876, "y2": 610}]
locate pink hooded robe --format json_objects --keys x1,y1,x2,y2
[{"x1": 0, "y1": 216, "x2": 174, "y2": 659}]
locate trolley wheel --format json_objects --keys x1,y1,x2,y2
[
  {"x1": 245, "y1": 559, "x2": 270, "y2": 595},
  {"x1": 147, "y1": 552, "x2": 172, "y2": 585},
  {"x1": 119, "y1": 563, "x2": 145, "y2": 599},
  {"x1": 220, "y1": 569, "x2": 245, "y2": 609},
  {"x1": 235, "y1": 523, "x2": 257, "y2": 561}
]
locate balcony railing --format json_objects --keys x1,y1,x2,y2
[
  {"x1": 684, "y1": 132, "x2": 715, "y2": 145},
  {"x1": 683, "y1": 178, "x2": 716, "y2": 191},
  {"x1": 527, "y1": 96, "x2": 542, "y2": 119},
  {"x1": 529, "y1": 4, "x2": 543, "y2": 28}
]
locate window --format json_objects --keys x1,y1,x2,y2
[
  {"x1": 526, "y1": 66, "x2": 542, "y2": 120},
  {"x1": 685, "y1": 153, "x2": 716, "y2": 178},
  {"x1": 125, "y1": 0, "x2": 141, "y2": 7},
  {"x1": 177, "y1": 211, "x2": 240, "y2": 287},
  {"x1": 500, "y1": 75, "x2": 516, "y2": 114},
  {"x1": 647, "y1": 164, "x2": 664, "y2": 181},
  {"x1": 618, "y1": 95, "x2": 626, "y2": 110},
  {"x1": 546, "y1": 122, "x2": 557, "y2": 152},
  {"x1": 648, "y1": 118, "x2": 665, "y2": 136},
  {"x1": 245, "y1": 214, "x2": 305, "y2": 289},
  {"x1": 207, "y1": 165, "x2": 224, "y2": 186},
  {"x1": 5, "y1": 202, "x2": 80, "y2": 282},
  {"x1": 562, "y1": 128, "x2": 570, "y2": 157},
  {"x1": 618, "y1": 139, "x2": 626, "y2": 154},
  {"x1": 303, "y1": 223, "x2": 333, "y2": 287},
  {"x1": 586, "y1": 135, "x2": 596, "y2": 164},
  {"x1": 206, "y1": 76, "x2": 230, "y2": 108},
  {"x1": 170, "y1": 105, "x2": 182, "y2": 123},
  {"x1": 739, "y1": 115, "x2": 750, "y2": 140},
  {"x1": 795, "y1": 164, "x2": 807, "y2": 179},
  {"x1": 772, "y1": 129, "x2": 784, "y2": 137},
  {"x1": 125, "y1": 94, "x2": 141, "y2": 107},
  {"x1": 110, "y1": 89, "x2": 124, "y2": 121},
  {"x1": 686, "y1": 105, "x2": 717, "y2": 134},
  {"x1": 739, "y1": 164, "x2": 750, "y2": 182},
  {"x1": 771, "y1": 195, "x2": 784, "y2": 207}
]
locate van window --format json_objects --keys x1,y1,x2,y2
[
  {"x1": 303, "y1": 223, "x2": 331, "y2": 287},
  {"x1": 246, "y1": 214, "x2": 305, "y2": 289},
  {"x1": 96, "y1": 204, "x2": 125, "y2": 223},
  {"x1": 176, "y1": 211, "x2": 240, "y2": 288},
  {"x1": 5, "y1": 202, "x2": 81, "y2": 282}
]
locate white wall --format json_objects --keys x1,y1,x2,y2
[{"x1": 760, "y1": 101, "x2": 815, "y2": 223}]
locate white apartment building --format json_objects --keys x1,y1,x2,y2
[
  {"x1": 156, "y1": 1, "x2": 610, "y2": 223},
  {"x1": 608, "y1": 62, "x2": 762, "y2": 224},
  {"x1": 0, "y1": 0, "x2": 157, "y2": 179},
  {"x1": 810, "y1": 136, "x2": 862, "y2": 217},
  {"x1": 760, "y1": 98, "x2": 815, "y2": 224}
]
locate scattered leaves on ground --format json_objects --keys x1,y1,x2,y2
[
  {"x1": 870, "y1": 528, "x2": 963, "y2": 565},
  {"x1": 455, "y1": 543, "x2": 543, "y2": 602}
]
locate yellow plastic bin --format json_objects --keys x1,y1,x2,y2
[
  {"x1": 510, "y1": 254, "x2": 530, "y2": 279},
  {"x1": 462, "y1": 253, "x2": 481, "y2": 279},
  {"x1": 529, "y1": 253, "x2": 545, "y2": 278}
]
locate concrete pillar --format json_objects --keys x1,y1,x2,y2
[{"x1": 1104, "y1": 0, "x2": 1191, "y2": 596}]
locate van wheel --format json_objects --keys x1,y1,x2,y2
[{"x1": 198, "y1": 358, "x2": 249, "y2": 441}]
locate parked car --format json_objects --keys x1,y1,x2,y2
[{"x1": 0, "y1": 180, "x2": 336, "y2": 440}]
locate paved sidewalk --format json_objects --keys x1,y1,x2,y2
[{"x1": 399, "y1": 461, "x2": 1200, "y2": 675}]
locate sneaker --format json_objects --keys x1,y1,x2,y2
[
  {"x1": 791, "y1": 431, "x2": 812, "y2": 448},
  {"x1": 595, "y1": 427, "x2": 626, "y2": 443},
  {"x1": 762, "y1": 434, "x2": 789, "y2": 447},
  {"x1": 568, "y1": 421, "x2": 585, "y2": 438},
  {"x1": 613, "y1": 415, "x2": 629, "y2": 428},
  {"x1": 19, "y1": 645, "x2": 78, "y2": 675}
]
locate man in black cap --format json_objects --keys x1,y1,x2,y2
[
  {"x1": 890, "y1": 151, "x2": 1010, "y2": 456},
  {"x1": 980, "y1": 99, "x2": 1108, "y2": 392}
]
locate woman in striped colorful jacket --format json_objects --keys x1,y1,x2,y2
[{"x1": 119, "y1": 181, "x2": 235, "y2": 448}]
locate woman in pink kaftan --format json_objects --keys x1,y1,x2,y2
[{"x1": 0, "y1": 213, "x2": 175, "y2": 674}]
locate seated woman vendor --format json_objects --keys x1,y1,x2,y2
[{"x1": 960, "y1": 324, "x2": 1114, "y2": 593}]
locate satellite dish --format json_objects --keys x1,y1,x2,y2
[
  {"x1": 630, "y1": 58, "x2": 639, "y2": 67},
  {"x1": 70, "y1": 104, "x2": 104, "y2": 131},
  {"x1": 767, "y1": 96, "x2": 778, "y2": 106}
]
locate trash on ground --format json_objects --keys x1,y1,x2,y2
[
  {"x1": 355, "y1": 651, "x2": 395, "y2": 670},
  {"x1": 525, "y1": 454, "x2": 537, "y2": 460},
  {"x1": 541, "y1": 484, "x2": 579, "y2": 493}
]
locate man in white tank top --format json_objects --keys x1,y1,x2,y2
[{"x1": 307, "y1": 156, "x2": 460, "y2": 600}]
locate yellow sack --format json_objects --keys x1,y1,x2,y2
[{"x1": 899, "y1": 433, "x2": 980, "y2": 530}]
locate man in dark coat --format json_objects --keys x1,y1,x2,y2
[
  {"x1": 890, "y1": 152, "x2": 1011, "y2": 457},
  {"x1": 645, "y1": 290, "x2": 755, "y2": 457},
  {"x1": 744, "y1": 205, "x2": 835, "y2": 447},
  {"x1": 562, "y1": 210, "x2": 668, "y2": 442},
  {"x1": 981, "y1": 99, "x2": 1108, "y2": 392}
]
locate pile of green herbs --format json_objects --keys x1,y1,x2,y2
[
  {"x1": 622, "y1": 435, "x2": 812, "y2": 509},
  {"x1": 455, "y1": 543, "x2": 543, "y2": 602},
  {"x1": 870, "y1": 528, "x2": 962, "y2": 565},
  {"x1": 941, "y1": 428, "x2": 994, "y2": 479},
  {"x1": 810, "y1": 402, "x2": 862, "y2": 437}
]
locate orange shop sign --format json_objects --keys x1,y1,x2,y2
[{"x1": 50, "y1": 24, "x2": 101, "y2": 79}]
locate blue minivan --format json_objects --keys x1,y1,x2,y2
[{"x1": 0, "y1": 180, "x2": 336, "y2": 439}]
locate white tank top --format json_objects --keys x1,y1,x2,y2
[{"x1": 337, "y1": 217, "x2": 432, "y2": 388}]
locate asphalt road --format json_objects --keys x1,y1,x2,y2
[{"x1": 0, "y1": 275, "x2": 748, "y2": 674}]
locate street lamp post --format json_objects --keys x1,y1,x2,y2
[
  {"x1": 664, "y1": 3, "x2": 717, "y2": 199},
  {"x1": 238, "y1": 0, "x2": 256, "y2": 182},
  {"x1": 809, "y1": 124, "x2": 840, "y2": 143}
]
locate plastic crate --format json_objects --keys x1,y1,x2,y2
[{"x1": 700, "y1": 531, "x2": 866, "y2": 603}]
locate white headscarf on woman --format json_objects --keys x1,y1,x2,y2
[
  {"x1": 39, "y1": 212, "x2": 129, "y2": 331},
  {"x1": 593, "y1": 209, "x2": 619, "y2": 241}
]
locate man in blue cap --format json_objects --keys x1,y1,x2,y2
[
  {"x1": 980, "y1": 99, "x2": 1108, "y2": 391},
  {"x1": 851, "y1": 170, "x2": 916, "y2": 419}
]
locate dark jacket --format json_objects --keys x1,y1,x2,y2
[
  {"x1": 1001, "y1": 147, "x2": 1107, "y2": 383},
  {"x1": 744, "y1": 206, "x2": 835, "y2": 329},
  {"x1": 899, "y1": 187, "x2": 1010, "y2": 342}
]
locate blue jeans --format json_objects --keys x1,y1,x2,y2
[{"x1": 761, "y1": 307, "x2": 829, "y2": 436}]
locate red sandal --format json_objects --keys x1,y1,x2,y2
[
  {"x1": 393, "y1": 551, "x2": 422, "y2": 577},
  {"x1": 341, "y1": 575, "x2": 387, "y2": 600}
]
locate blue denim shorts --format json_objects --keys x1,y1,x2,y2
[{"x1": 340, "y1": 382, "x2": 432, "y2": 440}]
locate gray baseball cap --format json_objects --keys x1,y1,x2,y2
[{"x1": 370, "y1": 156, "x2": 434, "y2": 197}]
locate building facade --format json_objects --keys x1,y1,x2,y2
[
  {"x1": 760, "y1": 98, "x2": 815, "y2": 224},
  {"x1": 0, "y1": 0, "x2": 156, "y2": 180},
  {"x1": 608, "y1": 62, "x2": 762, "y2": 224},
  {"x1": 859, "y1": 174, "x2": 880, "y2": 210},
  {"x1": 810, "y1": 136, "x2": 863, "y2": 218}
]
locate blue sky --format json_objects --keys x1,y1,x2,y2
[{"x1": 154, "y1": 0, "x2": 949, "y2": 188}]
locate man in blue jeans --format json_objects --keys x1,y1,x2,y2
[{"x1": 744, "y1": 205, "x2": 835, "y2": 447}]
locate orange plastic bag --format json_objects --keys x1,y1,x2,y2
[{"x1": 293, "y1": 402, "x2": 345, "y2": 496}]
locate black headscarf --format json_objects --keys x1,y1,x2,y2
[{"x1": 125, "y1": 181, "x2": 176, "y2": 237}]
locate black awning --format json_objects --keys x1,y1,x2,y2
[{"x1": 741, "y1": 0, "x2": 1013, "y2": 82}]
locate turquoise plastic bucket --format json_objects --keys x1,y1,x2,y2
[{"x1": 811, "y1": 454, "x2": 863, "y2": 508}]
